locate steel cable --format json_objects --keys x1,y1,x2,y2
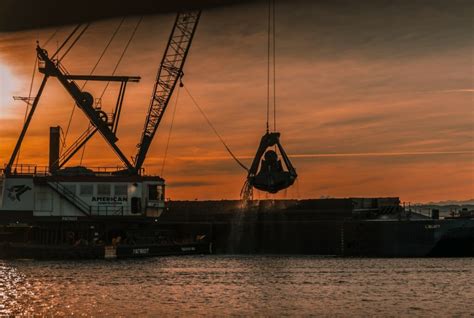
[
  {"x1": 265, "y1": 0, "x2": 277, "y2": 133},
  {"x1": 272, "y1": 0, "x2": 277, "y2": 132},
  {"x1": 14, "y1": 26, "x2": 59, "y2": 166},
  {"x1": 79, "y1": 16, "x2": 143, "y2": 164},
  {"x1": 51, "y1": 24, "x2": 83, "y2": 59},
  {"x1": 14, "y1": 57, "x2": 38, "y2": 166},
  {"x1": 160, "y1": 86, "x2": 181, "y2": 176},
  {"x1": 183, "y1": 85, "x2": 249, "y2": 172},
  {"x1": 99, "y1": 16, "x2": 143, "y2": 100},
  {"x1": 58, "y1": 23, "x2": 90, "y2": 63},
  {"x1": 43, "y1": 28, "x2": 60, "y2": 47},
  {"x1": 266, "y1": 0, "x2": 271, "y2": 133},
  {"x1": 61, "y1": 17, "x2": 126, "y2": 156}
]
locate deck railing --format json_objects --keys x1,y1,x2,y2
[
  {"x1": 3, "y1": 164, "x2": 49, "y2": 176},
  {"x1": 3, "y1": 164, "x2": 145, "y2": 177}
]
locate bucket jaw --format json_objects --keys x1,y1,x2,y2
[{"x1": 247, "y1": 132, "x2": 297, "y2": 194}]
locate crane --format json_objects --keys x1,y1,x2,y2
[
  {"x1": 134, "y1": 8, "x2": 296, "y2": 196},
  {"x1": 5, "y1": 11, "x2": 201, "y2": 176},
  {"x1": 5, "y1": 7, "x2": 296, "y2": 197},
  {"x1": 134, "y1": 11, "x2": 201, "y2": 172},
  {"x1": 5, "y1": 38, "x2": 140, "y2": 175}
]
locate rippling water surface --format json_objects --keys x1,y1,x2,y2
[{"x1": 0, "y1": 256, "x2": 473, "y2": 316}]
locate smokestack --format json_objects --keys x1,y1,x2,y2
[{"x1": 49, "y1": 126, "x2": 60, "y2": 174}]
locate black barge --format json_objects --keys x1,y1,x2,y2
[
  {"x1": 1, "y1": 195, "x2": 473, "y2": 259},
  {"x1": 161, "y1": 198, "x2": 474, "y2": 257}
]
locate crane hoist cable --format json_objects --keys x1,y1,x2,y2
[
  {"x1": 160, "y1": 85, "x2": 181, "y2": 176},
  {"x1": 14, "y1": 57, "x2": 38, "y2": 166},
  {"x1": 58, "y1": 23, "x2": 90, "y2": 63},
  {"x1": 51, "y1": 24, "x2": 83, "y2": 59},
  {"x1": 266, "y1": 0, "x2": 277, "y2": 133},
  {"x1": 43, "y1": 28, "x2": 60, "y2": 47},
  {"x1": 61, "y1": 17, "x2": 126, "y2": 154},
  {"x1": 243, "y1": 0, "x2": 297, "y2": 198},
  {"x1": 266, "y1": 0, "x2": 271, "y2": 133},
  {"x1": 272, "y1": 0, "x2": 277, "y2": 132},
  {"x1": 99, "y1": 16, "x2": 143, "y2": 100},
  {"x1": 183, "y1": 85, "x2": 249, "y2": 172},
  {"x1": 79, "y1": 16, "x2": 143, "y2": 164},
  {"x1": 266, "y1": 0, "x2": 281, "y2": 136},
  {"x1": 15, "y1": 27, "x2": 60, "y2": 165}
]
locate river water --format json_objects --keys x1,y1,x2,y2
[{"x1": 0, "y1": 256, "x2": 473, "y2": 316}]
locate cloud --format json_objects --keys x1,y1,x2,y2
[
  {"x1": 0, "y1": 0, "x2": 472, "y2": 201},
  {"x1": 438, "y1": 89, "x2": 474, "y2": 93}
]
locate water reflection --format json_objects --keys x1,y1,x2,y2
[{"x1": 1, "y1": 256, "x2": 473, "y2": 316}]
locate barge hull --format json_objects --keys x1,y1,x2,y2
[
  {"x1": 0, "y1": 242, "x2": 211, "y2": 260},
  {"x1": 1, "y1": 198, "x2": 473, "y2": 259},
  {"x1": 206, "y1": 219, "x2": 474, "y2": 257}
]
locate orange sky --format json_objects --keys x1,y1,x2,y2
[{"x1": 0, "y1": 1, "x2": 473, "y2": 202}]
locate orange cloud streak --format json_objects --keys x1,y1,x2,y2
[{"x1": 1, "y1": 2, "x2": 473, "y2": 202}]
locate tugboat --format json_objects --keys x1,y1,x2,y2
[{"x1": 0, "y1": 11, "x2": 210, "y2": 259}]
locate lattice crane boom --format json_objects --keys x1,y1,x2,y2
[{"x1": 134, "y1": 11, "x2": 201, "y2": 171}]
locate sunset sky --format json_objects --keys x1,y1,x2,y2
[{"x1": 0, "y1": 0, "x2": 472, "y2": 201}]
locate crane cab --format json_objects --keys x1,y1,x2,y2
[
  {"x1": 0, "y1": 166, "x2": 166, "y2": 218},
  {"x1": 143, "y1": 181, "x2": 165, "y2": 216}
]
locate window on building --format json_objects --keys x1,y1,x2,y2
[
  {"x1": 79, "y1": 184, "x2": 93, "y2": 196},
  {"x1": 97, "y1": 184, "x2": 111, "y2": 196},
  {"x1": 114, "y1": 184, "x2": 128, "y2": 196},
  {"x1": 148, "y1": 184, "x2": 163, "y2": 201}
]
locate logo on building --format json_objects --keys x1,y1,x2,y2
[
  {"x1": 92, "y1": 196, "x2": 128, "y2": 203},
  {"x1": 7, "y1": 185, "x2": 32, "y2": 202}
]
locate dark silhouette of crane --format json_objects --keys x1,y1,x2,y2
[
  {"x1": 5, "y1": 11, "x2": 201, "y2": 176},
  {"x1": 5, "y1": 40, "x2": 140, "y2": 175},
  {"x1": 5, "y1": 8, "x2": 297, "y2": 197},
  {"x1": 134, "y1": 11, "x2": 201, "y2": 172}
]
